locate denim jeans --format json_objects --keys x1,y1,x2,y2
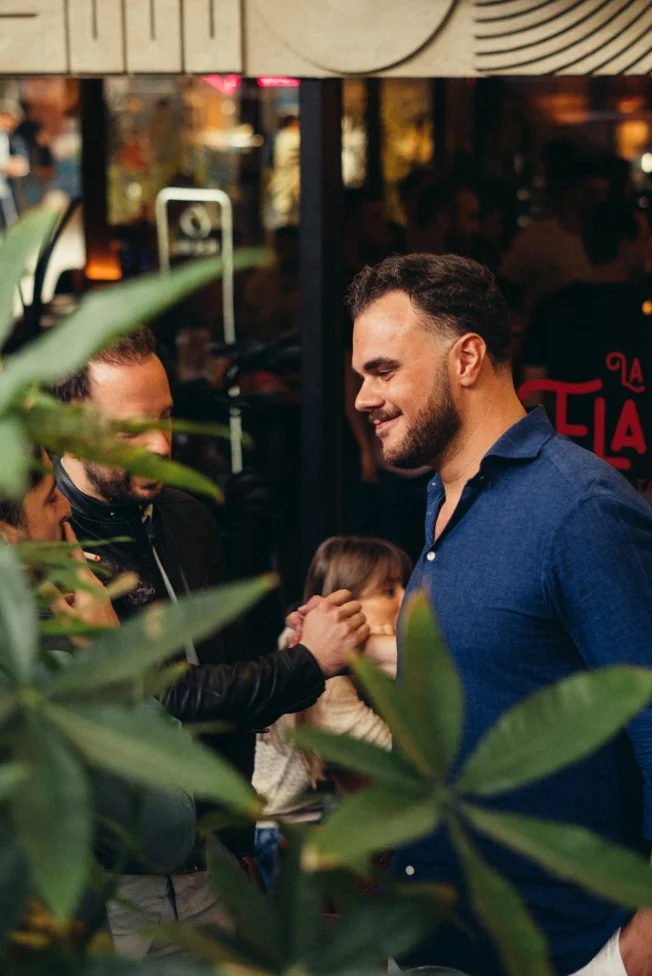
[{"x1": 254, "y1": 826, "x2": 284, "y2": 892}]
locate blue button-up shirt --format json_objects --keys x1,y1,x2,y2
[{"x1": 394, "y1": 407, "x2": 652, "y2": 976}]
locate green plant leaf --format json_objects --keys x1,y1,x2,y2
[
  {"x1": 205, "y1": 838, "x2": 281, "y2": 968},
  {"x1": 11, "y1": 721, "x2": 91, "y2": 920},
  {"x1": 146, "y1": 923, "x2": 258, "y2": 970},
  {"x1": 351, "y1": 655, "x2": 434, "y2": 776},
  {"x1": 462, "y1": 803, "x2": 652, "y2": 909},
  {"x1": 303, "y1": 785, "x2": 439, "y2": 872},
  {"x1": 0, "y1": 416, "x2": 30, "y2": 498},
  {"x1": 449, "y1": 818, "x2": 552, "y2": 976},
  {"x1": 456, "y1": 666, "x2": 652, "y2": 796},
  {"x1": 313, "y1": 890, "x2": 442, "y2": 975},
  {"x1": 0, "y1": 543, "x2": 38, "y2": 683},
  {"x1": 0, "y1": 762, "x2": 30, "y2": 802},
  {"x1": 0, "y1": 256, "x2": 222, "y2": 411},
  {"x1": 0, "y1": 208, "x2": 58, "y2": 349},
  {"x1": 289, "y1": 726, "x2": 423, "y2": 788},
  {"x1": 82, "y1": 960, "x2": 215, "y2": 975},
  {"x1": 47, "y1": 576, "x2": 276, "y2": 698},
  {"x1": 398, "y1": 590, "x2": 464, "y2": 781},
  {"x1": 24, "y1": 399, "x2": 221, "y2": 500},
  {"x1": 0, "y1": 818, "x2": 30, "y2": 943},
  {"x1": 45, "y1": 702, "x2": 260, "y2": 816},
  {"x1": 273, "y1": 830, "x2": 323, "y2": 966}
]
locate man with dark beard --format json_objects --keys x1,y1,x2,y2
[
  {"x1": 50, "y1": 326, "x2": 369, "y2": 958},
  {"x1": 349, "y1": 254, "x2": 652, "y2": 976}
]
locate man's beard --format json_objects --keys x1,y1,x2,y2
[
  {"x1": 82, "y1": 461, "x2": 162, "y2": 507},
  {"x1": 375, "y1": 363, "x2": 461, "y2": 470}
]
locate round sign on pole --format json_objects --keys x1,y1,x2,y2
[{"x1": 254, "y1": 0, "x2": 459, "y2": 74}]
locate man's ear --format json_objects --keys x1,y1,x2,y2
[
  {"x1": 455, "y1": 333, "x2": 487, "y2": 387},
  {"x1": 0, "y1": 522, "x2": 19, "y2": 545}
]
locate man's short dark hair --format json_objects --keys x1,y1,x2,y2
[
  {"x1": 0, "y1": 449, "x2": 43, "y2": 529},
  {"x1": 346, "y1": 253, "x2": 512, "y2": 365},
  {"x1": 50, "y1": 325, "x2": 156, "y2": 403},
  {"x1": 582, "y1": 201, "x2": 643, "y2": 267}
]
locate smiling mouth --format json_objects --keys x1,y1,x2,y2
[{"x1": 373, "y1": 416, "x2": 400, "y2": 435}]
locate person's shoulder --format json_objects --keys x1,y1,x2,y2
[
  {"x1": 538, "y1": 434, "x2": 650, "y2": 516},
  {"x1": 156, "y1": 488, "x2": 219, "y2": 531}
]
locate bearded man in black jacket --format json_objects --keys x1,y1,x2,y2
[{"x1": 52, "y1": 326, "x2": 369, "y2": 958}]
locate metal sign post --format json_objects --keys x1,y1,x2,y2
[{"x1": 155, "y1": 187, "x2": 243, "y2": 474}]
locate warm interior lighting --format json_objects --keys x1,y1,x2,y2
[
  {"x1": 642, "y1": 153, "x2": 652, "y2": 175},
  {"x1": 85, "y1": 258, "x2": 122, "y2": 281}
]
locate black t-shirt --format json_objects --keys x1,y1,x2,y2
[{"x1": 521, "y1": 279, "x2": 652, "y2": 494}]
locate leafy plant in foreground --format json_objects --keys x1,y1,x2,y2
[{"x1": 292, "y1": 592, "x2": 652, "y2": 976}]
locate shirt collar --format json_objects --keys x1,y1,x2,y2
[
  {"x1": 426, "y1": 407, "x2": 555, "y2": 498},
  {"x1": 483, "y1": 407, "x2": 555, "y2": 465}
]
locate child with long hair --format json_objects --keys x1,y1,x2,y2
[{"x1": 253, "y1": 535, "x2": 411, "y2": 888}]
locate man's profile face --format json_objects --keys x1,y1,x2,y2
[
  {"x1": 352, "y1": 290, "x2": 461, "y2": 470},
  {"x1": 3, "y1": 451, "x2": 73, "y2": 544},
  {"x1": 82, "y1": 354, "x2": 173, "y2": 506}
]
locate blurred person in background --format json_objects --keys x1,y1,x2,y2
[
  {"x1": 343, "y1": 188, "x2": 401, "y2": 283},
  {"x1": 268, "y1": 114, "x2": 300, "y2": 229},
  {"x1": 50, "y1": 326, "x2": 371, "y2": 957},
  {"x1": 404, "y1": 179, "x2": 481, "y2": 258},
  {"x1": 521, "y1": 200, "x2": 652, "y2": 497},
  {"x1": 13, "y1": 100, "x2": 55, "y2": 209},
  {"x1": 253, "y1": 536, "x2": 410, "y2": 890},
  {"x1": 0, "y1": 451, "x2": 198, "y2": 944},
  {"x1": 242, "y1": 225, "x2": 300, "y2": 343},
  {"x1": 0, "y1": 93, "x2": 28, "y2": 228},
  {"x1": 500, "y1": 157, "x2": 609, "y2": 312}
]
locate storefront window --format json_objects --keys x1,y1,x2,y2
[{"x1": 0, "y1": 78, "x2": 81, "y2": 229}]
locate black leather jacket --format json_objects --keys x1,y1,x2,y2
[{"x1": 55, "y1": 464, "x2": 325, "y2": 854}]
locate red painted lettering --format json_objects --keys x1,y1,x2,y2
[
  {"x1": 611, "y1": 399, "x2": 647, "y2": 456},
  {"x1": 594, "y1": 397, "x2": 630, "y2": 469}
]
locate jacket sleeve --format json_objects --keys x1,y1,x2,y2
[{"x1": 161, "y1": 643, "x2": 326, "y2": 731}]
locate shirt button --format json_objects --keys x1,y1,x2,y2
[
  {"x1": 405, "y1": 865, "x2": 415, "y2": 876},
  {"x1": 426, "y1": 551, "x2": 436, "y2": 562}
]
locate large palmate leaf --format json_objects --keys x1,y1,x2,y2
[
  {"x1": 47, "y1": 575, "x2": 275, "y2": 698},
  {"x1": 83, "y1": 961, "x2": 214, "y2": 976},
  {"x1": 0, "y1": 208, "x2": 58, "y2": 349},
  {"x1": 0, "y1": 255, "x2": 234, "y2": 412},
  {"x1": 273, "y1": 831, "x2": 323, "y2": 966},
  {"x1": 313, "y1": 890, "x2": 442, "y2": 976},
  {"x1": 0, "y1": 818, "x2": 30, "y2": 943},
  {"x1": 205, "y1": 839, "x2": 281, "y2": 969},
  {"x1": 463, "y1": 804, "x2": 652, "y2": 909},
  {"x1": 11, "y1": 721, "x2": 91, "y2": 920},
  {"x1": 398, "y1": 591, "x2": 464, "y2": 781},
  {"x1": 44, "y1": 702, "x2": 260, "y2": 816},
  {"x1": 352, "y1": 655, "x2": 434, "y2": 776},
  {"x1": 449, "y1": 819, "x2": 552, "y2": 976},
  {"x1": 456, "y1": 666, "x2": 652, "y2": 797},
  {"x1": 0, "y1": 543, "x2": 38, "y2": 683},
  {"x1": 0, "y1": 416, "x2": 30, "y2": 499},
  {"x1": 302, "y1": 784, "x2": 439, "y2": 872},
  {"x1": 0, "y1": 763, "x2": 30, "y2": 802},
  {"x1": 289, "y1": 725, "x2": 422, "y2": 789}
]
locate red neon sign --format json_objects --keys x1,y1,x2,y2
[
  {"x1": 202, "y1": 74, "x2": 242, "y2": 96},
  {"x1": 257, "y1": 76, "x2": 300, "y2": 88}
]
